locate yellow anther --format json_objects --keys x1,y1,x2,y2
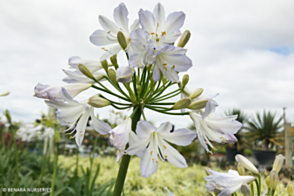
[
  {"x1": 152, "y1": 158, "x2": 155, "y2": 161},
  {"x1": 163, "y1": 145, "x2": 167, "y2": 149},
  {"x1": 107, "y1": 31, "x2": 111, "y2": 34},
  {"x1": 157, "y1": 23, "x2": 159, "y2": 27},
  {"x1": 137, "y1": 62, "x2": 143, "y2": 68},
  {"x1": 153, "y1": 132, "x2": 156, "y2": 135},
  {"x1": 65, "y1": 133, "x2": 70, "y2": 135},
  {"x1": 60, "y1": 128, "x2": 64, "y2": 131},
  {"x1": 210, "y1": 151, "x2": 213, "y2": 155},
  {"x1": 67, "y1": 122, "x2": 70, "y2": 124},
  {"x1": 205, "y1": 141, "x2": 208, "y2": 144},
  {"x1": 151, "y1": 32, "x2": 155, "y2": 35},
  {"x1": 156, "y1": 34, "x2": 158, "y2": 37},
  {"x1": 161, "y1": 31, "x2": 166, "y2": 36},
  {"x1": 128, "y1": 38, "x2": 131, "y2": 42},
  {"x1": 171, "y1": 65, "x2": 175, "y2": 69},
  {"x1": 150, "y1": 151, "x2": 153, "y2": 154},
  {"x1": 113, "y1": 135, "x2": 115, "y2": 138},
  {"x1": 162, "y1": 63, "x2": 167, "y2": 66},
  {"x1": 220, "y1": 137, "x2": 223, "y2": 139},
  {"x1": 119, "y1": 149, "x2": 122, "y2": 152},
  {"x1": 156, "y1": 161, "x2": 158, "y2": 163},
  {"x1": 163, "y1": 66, "x2": 167, "y2": 71},
  {"x1": 80, "y1": 131, "x2": 82, "y2": 133},
  {"x1": 80, "y1": 134, "x2": 83, "y2": 137},
  {"x1": 101, "y1": 47, "x2": 108, "y2": 51},
  {"x1": 164, "y1": 155, "x2": 167, "y2": 158},
  {"x1": 69, "y1": 136, "x2": 73, "y2": 139}
]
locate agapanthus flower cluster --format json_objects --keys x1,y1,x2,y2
[
  {"x1": 17, "y1": 124, "x2": 55, "y2": 142},
  {"x1": 34, "y1": 2, "x2": 242, "y2": 194}
]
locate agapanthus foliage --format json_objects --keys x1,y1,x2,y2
[{"x1": 34, "y1": 2, "x2": 242, "y2": 195}]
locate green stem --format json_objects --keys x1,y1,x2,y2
[
  {"x1": 255, "y1": 179, "x2": 260, "y2": 196},
  {"x1": 152, "y1": 91, "x2": 181, "y2": 102},
  {"x1": 147, "y1": 102, "x2": 175, "y2": 105},
  {"x1": 271, "y1": 190, "x2": 275, "y2": 196},
  {"x1": 146, "y1": 106, "x2": 189, "y2": 115},
  {"x1": 111, "y1": 103, "x2": 132, "y2": 110},
  {"x1": 99, "y1": 94, "x2": 131, "y2": 106},
  {"x1": 267, "y1": 188, "x2": 271, "y2": 196},
  {"x1": 251, "y1": 183, "x2": 254, "y2": 196},
  {"x1": 113, "y1": 108, "x2": 141, "y2": 196},
  {"x1": 258, "y1": 175, "x2": 261, "y2": 196},
  {"x1": 91, "y1": 85, "x2": 129, "y2": 102},
  {"x1": 50, "y1": 143, "x2": 59, "y2": 196}
]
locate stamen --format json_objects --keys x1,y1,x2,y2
[
  {"x1": 156, "y1": 34, "x2": 158, "y2": 37},
  {"x1": 107, "y1": 31, "x2": 111, "y2": 34},
  {"x1": 164, "y1": 155, "x2": 167, "y2": 158},
  {"x1": 137, "y1": 62, "x2": 143, "y2": 68},
  {"x1": 171, "y1": 65, "x2": 175, "y2": 69},
  {"x1": 157, "y1": 23, "x2": 159, "y2": 27},
  {"x1": 163, "y1": 66, "x2": 167, "y2": 71},
  {"x1": 101, "y1": 47, "x2": 108, "y2": 51},
  {"x1": 220, "y1": 137, "x2": 223, "y2": 139},
  {"x1": 152, "y1": 158, "x2": 155, "y2": 161},
  {"x1": 65, "y1": 133, "x2": 70, "y2": 135},
  {"x1": 156, "y1": 161, "x2": 158, "y2": 163},
  {"x1": 80, "y1": 134, "x2": 83, "y2": 137},
  {"x1": 150, "y1": 151, "x2": 153, "y2": 154},
  {"x1": 162, "y1": 63, "x2": 167, "y2": 66},
  {"x1": 163, "y1": 145, "x2": 167, "y2": 149},
  {"x1": 153, "y1": 132, "x2": 156, "y2": 135},
  {"x1": 210, "y1": 151, "x2": 213, "y2": 155},
  {"x1": 69, "y1": 136, "x2": 73, "y2": 139},
  {"x1": 161, "y1": 31, "x2": 166, "y2": 36},
  {"x1": 60, "y1": 128, "x2": 64, "y2": 131},
  {"x1": 151, "y1": 32, "x2": 155, "y2": 35},
  {"x1": 67, "y1": 122, "x2": 70, "y2": 124}
]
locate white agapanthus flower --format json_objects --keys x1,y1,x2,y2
[
  {"x1": 109, "y1": 117, "x2": 142, "y2": 162},
  {"x1": 116, "y1": 66, "x2": 134, "y2": 83},
  {"x1": 63, "y1": 56, "x2": 105, "y2": 84},
  {"x1": 90, "y1": 3, "x2": 139, "y2": 60},
  {"x1": 189, "y1": 95, "x2": 242, "y2": 152},
  {"x1": 205, "y1": 169, "x2": 255, "y2": 196},
  {"x1": 17, "y1": 124, "x2": 42, "y2": 142},
  {"x1": 34, "y1": 83, "x2": 91, "y2": 100},
  {"x1": 45, "y1": 88, "x2": 111, "y2": 146},
  {"x1": 41, "y1": 127, "x2": 55, "y2": 139},
  {"x1": 127, "y1": 121, "x2": 196, "y2": 178}
]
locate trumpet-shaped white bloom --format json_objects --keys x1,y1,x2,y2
[
  {"x1": 205, "y1": 169, "x2": 255, "y2": 196},
  {"x1": 189, "y1": 96, "x2": 242, "y2": 152},
  {"x1": 17, "y1": 124, "x2": 42, "y2": 142},
  {"x1": 90, "y1": 3, "x2": 139, "y2": 60},
  {"x1": 109, "y1": 118, "x2": 142, "y2": 162},
  {"x1": 63, "y1": 56, "x2": 105, "y2": 83},
  {"x1": 116, "y1": 66, "x2": 134, "y2": 83},
  {"x1": 45, "y1": 88, "x2": 111, "y2": 146},
  {"x1": 127, "y1": 121, "x2": 196, "y2": 178},
  {"x1": 34, "y1": 83, "x2": 91, "y2": 100}
]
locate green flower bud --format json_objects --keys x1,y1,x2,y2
[
  {"x1": 188, "y1": 98, "x2": 209, "y2": 110},
  {"x1": 117, "y1": 31, "x2": 127, "y2": 50},
  {"x1": 172, "y1": 98, "x2": 192, "y2": 110},
  {"x1": 272, "y1": 154, "x2": 285, "y2": 173},
  {"x1": 78, "y1": 64, "x2": 95, "y2": 80},
  {"x1": 137, "y1": 85, "x2": 142, "y2": 94},
  {"x1": 88, "y1": 94, "x2": 111, "y2": 108},
  {"x1": 189, "y1": 88, "x2": 204, "y2": 99},
  {"x1": 110, "y1": 55, "x2": 118, "y2": 69},
  {"x1": 177, "y1": 30, "x2": 191, "y2": 48},
  {"x1": 108, "y1": 68, "x2": 117, "y2": 83},
  {"x1": 287, "y1": 181, "x2": 294, "y2": 196},
  {"x1": 182, "y1": 74, "x2": 189, "y2": 88},
  {"x1": 266, "y1": 176, "x2": 271, "y2": 188},
  {"x1": 237, "y1": 163, "x2": 245, "y2": 176},
  {"x1": 101, "y1": 60, "x2": 108, "y2": 73},
  {"x1": 0, "y1": 91, "x2": 10, "y2": 97},
  {"x1": 269, "y1": 170, "x2": 279, "y2": 190},
  {"x1": 240, "y1": 183, "x2": 251, "y2": 196}
]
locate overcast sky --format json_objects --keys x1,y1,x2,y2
[{"x1": 1, "y1": 0, "x2": 294, "y2": 128}]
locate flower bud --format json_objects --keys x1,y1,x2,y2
[
  {"x1": 177, "y1": 30, "x2": 191, "y2": 48},
  {"x1": 0, "y1": 91, "x2": 10, "y2": 97},
  {"x1": 110, "y1": 55, "x2": 119, "y2": 69},
  {"x1": 272, "y1": 154, "x2": 285, "y2": 173},
  {"x1": 240, "y1": 183, "x2": 251, "y2": 196},
  {"x1": 101, "y1": 60, "x2": 108, "y2": 73},
  {"x1": 182, "y1": 74, "x2": 189, "y2": 88},
  {"x1": 78, "y1": 64, "x2": 95, "y2": 80},
  {"x1": 269, "y1": 170, "x2": 279, "y2": 190},
  {"x1": 189, "y1": 88, "x2": 204, "y2": 99},
  {"x1": 172, "y1": 98, "x2": 192, "y2": 110},
  {"x1": 161, "y1": 75, "x2": 167, "y2": 84},
  {"x1": 117, "y1": 31, "x2": 127, "y2": 50},
  {"x1": 235, "y1": 154, "x2": 259, "y2": 175},
  {"x1": 187, "y1": 98, "x2": 209, "y2": 110},
  {"x1": 237, "y1": 163, "x2": 245, "y2": 176},
  {"x1": 287, "y1": 181, "x2": 294, "y2": 196},
  {"x1": 88, "y1": 94, "x2": 111, "y2": 108},
  {"x1": 116, "y1": 66, "x2": 134, "y2": 83},
  {"x1": 108, "y1": 68, "x2": 117, "y2": 83},
  {"x1": 137, "y1": 85, "x2": 142, "y2": 95},
  {"x1": 265, "y1": 176, "x2": 270, "y2": 187}
]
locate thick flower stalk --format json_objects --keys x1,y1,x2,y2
[{"x1": 34, "y1": 2, "x2": 243, "y2": 196}]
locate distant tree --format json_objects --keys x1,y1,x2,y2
[{"x1": 244, "y1": 110, "x2": 283, "y2": 150}]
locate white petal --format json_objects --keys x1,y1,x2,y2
[
  {"x1": 164, "y1": 30, "x2": 182, "y2": 43},
  {"x1": 153, "y1": 3, "x2": 165, "y2": 27},
  {"x1": 100, "y1": 45, "x2": 122, "y2": 61},
  {"x1": 152, "y1": 64, "x2": 161, "y2": 81},
  {"x1": 157, "y1": 121, "x2": 173, "y2": 134},
  {"x1": 140, "y1": 148, "x2": 158, "y2": 178},
  {"x1": 99, "y1": 15, "x2": 120, "y2": 34},
  {"x1": 218, "y1": 184, "x2": 241, "y2": 196},
  {"x1": 202, "y1": 96, "x2": 218, "y2": 120},
  {"x1": 130, "y1": 28, "x2": 148, "y2": 44},
  {"x1": 158, "y1": 138, "x2": 187, "y2": 168},
  {"x1": 130, "y1": 19, "x2": 139, "y2": 32},
  {"x1": 136, "y1": 121, "x2": 156, "y2": 139},
  {"x1": 163, "y1": 11, "x2": 185, "y2": 34},
  {"x1": 160, "y1": 128, "x2": 196, "y2": 146},
  {"x1": 90, "y1": 108, "x2": 111, "y2": 135},
  {"x1": 113, "y1": 3, "x2": 129, "y2": 34},
  {"x1": 138, "y1": 9, "x2": 156, "y2": 33},
  {"x1": 127, "y1": 137, "x2": 150, "y2": 155},
  {"x1": 75, "y1": 108, "x2": 90, "y2": 146},
  {"x1": 129, "y1": 131, "x2": 144, "y2": 158},
  {"x1": 162, "y1": 54, "x2": 192, "y2": 72},
  {"x1": 60, "y1": 88, "x2": 79, "y2": 104},
  {"x1": 90, "y1": 30, "x2": 118, "y2": 46}
]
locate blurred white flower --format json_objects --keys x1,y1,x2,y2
[
  {"x1": 127, "y1": 121, "x2": 196, "y2": 178},
  {"x1": 205, "y1": 169, "x2": 255, "y2": 196},
  {"x1": 17, "y1": 124, "x2": 42, "y2": 142}
]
